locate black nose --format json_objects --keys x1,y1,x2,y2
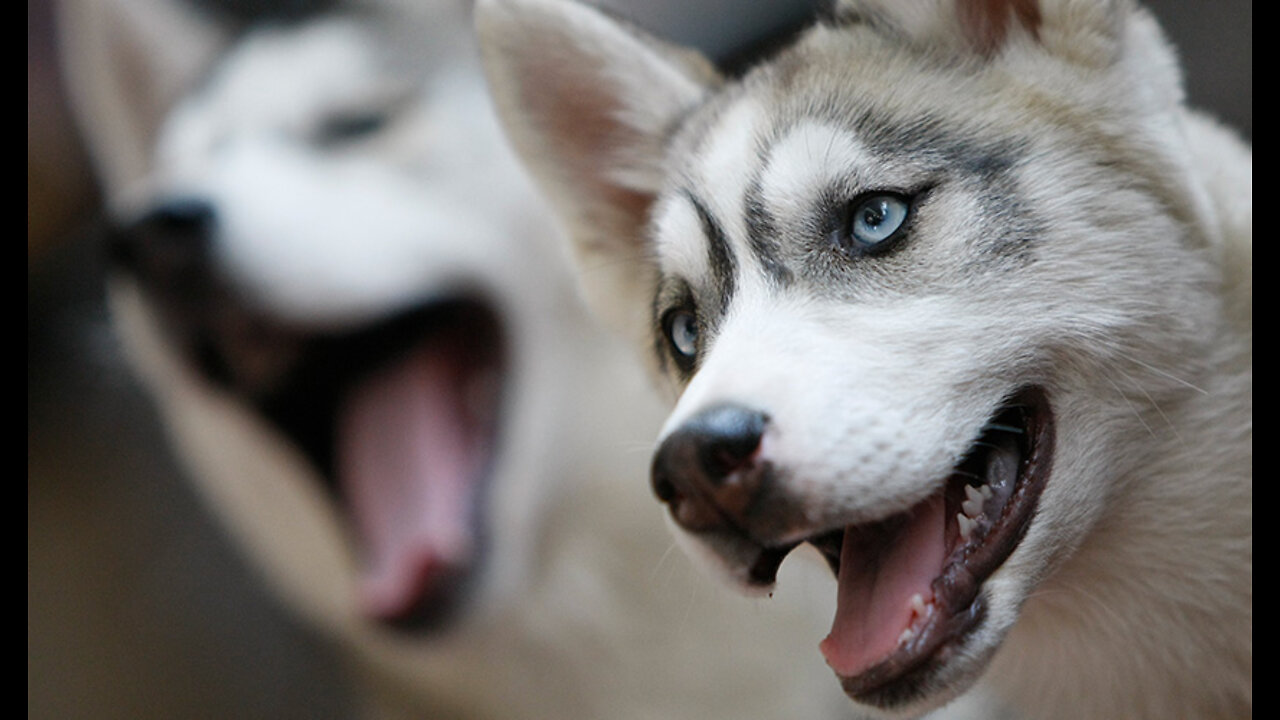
[
  {"x1": 651, "y1": 404, "x2": 768, "y2": 533},
  {"x1": 109, "y1": 198, "x2": 216, "y2": 284}
]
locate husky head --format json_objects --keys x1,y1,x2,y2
[
  {"x1": 481, "y1": 0, "x2": 1236, "y2": 713},
  {"x1": 70, "y1": 0, "x2": 607, "y2": 669}
]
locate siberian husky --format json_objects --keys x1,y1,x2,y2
[
  {"x1": 478, "y1": 0, "x2": 1252, "y2": 717},
  {"x1": 59, "y1": 0, "x2": 855, "y2": 717}
]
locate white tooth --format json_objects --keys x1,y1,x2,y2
[
  {"x1": 980, "y1": 485, "x2": 993, "y2": 500},
  {"x1": 958, "y1": 513, "x2": 975, "y2": 541},
  {"x1": 910, "y1": 593, "x2": 927, "y2": 617},
  {"x1": 899, "y1": 628, "x2": 915, "y2": 645},
  {"x1": 962, "y1": 496, "x2": 984, "y2": 518},
  {"x1": 962, "y1": 485, "x2": 986, "y2": 517}
]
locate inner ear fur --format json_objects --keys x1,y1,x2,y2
[{"x1": 477, "y1": 0, "x2": 720, "y2": 338}]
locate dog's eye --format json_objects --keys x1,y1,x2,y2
[
  {"x1": 317, "y1": 111, "x2": 391, "y2": 145},
  {"x1": 837, "y1": 193, "x2": 911, "y2": 254},
  {"x1": 663, "y1": 309, "x2": 699, "y2": 365}
]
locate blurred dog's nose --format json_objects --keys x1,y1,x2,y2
[
  {"x1": 651, "y1": 404, "x2": 768, "y2": 533},
  {"x1": 109, "y1": 198, "x2": 215, "y2": 283}
]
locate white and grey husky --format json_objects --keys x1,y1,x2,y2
[
  {"x1": 479, "y1": 0, "x2": 1252, "y2": 717},
  {"x1": 60, "y1": 0, "x2": 852, "y2": 717}
]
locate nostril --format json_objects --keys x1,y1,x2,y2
[
  {"x1": 151, "y1": 198, "x2": 216, "y2": 232},
  {"x1": 652, "y1": 474, "x2": 678, "y2": 503},
  {"x1": 110, "y1": 197, "x2": 216, "y2": 275}
]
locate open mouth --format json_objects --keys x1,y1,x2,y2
[
  {"x1": 222, "y1": 300, "x2": 507, "y2": 630},
  {"x1": 757, "y1": 387, "x2": 1054, "y2": 706},
  {"x1": 111, "y1": 207, "x2": 508, "y2": 630}
]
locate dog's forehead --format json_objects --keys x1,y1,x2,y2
[
  {"x1": 655, "y1": 94, "x2": 765, "y2": 271},
  {"x1": 210, "y1": 21, "x2": 404, "y2": 128},
  {"x1": 654, "y1": 23, "x2": 1032, "y2": 289}
]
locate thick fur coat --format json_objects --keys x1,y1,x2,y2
[{"x1": 478, "y1": 0, "x2": 1252, "y2": 717}]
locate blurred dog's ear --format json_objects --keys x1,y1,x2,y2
[{"x1": 59, "y1": 0, "x2": 231, "y2": 194}]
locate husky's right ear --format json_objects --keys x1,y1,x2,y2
[
  {"x1": 59, "y1": 0, "x2": 228, "y2": 196},
  {"x1": 837, "y1": 0, "x2": 1127, "y2": 67},
  {"x1": 477, "y1": 0, "x2": 720, "y2": 339}
]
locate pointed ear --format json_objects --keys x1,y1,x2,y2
[
  {"x1": 58, "y1": 0, "x2": 230, "y2": 195},
  {"x1": 477, "y1": 0, "x2": 720, "y2": 337},
  {"x1": 838, "y1": 0, "x2": 1126, "y2": 67}
]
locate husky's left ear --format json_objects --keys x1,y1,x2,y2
[
  {"x1": 58, "y1": 0, "x2": 230, "y2": 195},
  {"x1": 477, "y1": 0, "x2": 720, "y2": 338}
]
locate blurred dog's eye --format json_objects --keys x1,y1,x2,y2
[
  {"x1": 835, "y1": 193, "x2": 911, "y2": 254},
  {"x1": 317, "y1": 111, "x2": 390, "y2": 144}
]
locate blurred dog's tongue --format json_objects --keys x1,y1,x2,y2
[
  {"x1": 820, "y1": 494, "x2": 946, "y2": 677},
  {"x1": 336, "y1": 341, "x2": 482, "y2": 621}
]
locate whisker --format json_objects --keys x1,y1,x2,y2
[
  {"x1": 1114, "y1": 350, "x2": 1208, "y2": 396},
  {"x1": 1103, "y1": 373, "x2": 1156, "y2": 440},
  {"x1": 1113, "y1": 363, "x2": 1182, "y2": 442},
  {"x1": 648, "y1": 541, "x2": 680, "y2": 584}
]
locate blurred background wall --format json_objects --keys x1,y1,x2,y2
[{"x1": 28, "y1": 1, "x2": 1250, "y2": 718}]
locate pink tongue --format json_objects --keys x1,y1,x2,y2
[
  {"x1": 336, "y1": 341, "x2": 484, "y2": 621},
  {"x1": 819, "y1": 494, "x2": 947, "y2": 678}
]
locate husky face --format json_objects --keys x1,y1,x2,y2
[
  {"x1": 106, "y1": 10, "x2": 587, "y2": 646},
  {"x1": 481, "y1": 0, "x2": 1246, "y2": 714}
]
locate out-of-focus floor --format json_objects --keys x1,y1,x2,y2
[{"x1": 29, "y1": 1, "x2": 1249, "y2": 719}]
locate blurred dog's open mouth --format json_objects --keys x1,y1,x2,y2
[
  {"x1": 110, "y1": 206, "x2": 507, "y2": 629},
  {"x1": 207, "y1": 299, "x2": 507, "y2": 630},
  {"x1": 752, "y1": 387, "x2": 1054, "y2": 706}
]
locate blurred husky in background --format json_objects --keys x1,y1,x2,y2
[{"x1": 59, "y1": 0, "x2": 856, "y2": 717}]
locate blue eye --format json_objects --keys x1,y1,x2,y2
[
  {"x1": 841, "y1": 193, "x2": 911, "y2": 253},
  {"x1": 664, "y1": 309, "x2": 699, "y2": 364}
]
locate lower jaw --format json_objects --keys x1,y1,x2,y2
[{"x1": 837, "y1": 592, "x2": 989, "y2": 708}]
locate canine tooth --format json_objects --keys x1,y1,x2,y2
[
  {"x1": 980, "y1": 485, "x2": 993, "y2": 500},
  {"x1": 962, "y1": 486, "x2": 985, "y2": 517},
  {"x1": 957, "y1": 513, "x2": 975, "y2": 541}
]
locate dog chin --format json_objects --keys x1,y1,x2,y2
[{"x1": 670, "y1": 517, "x2": 780, "y2": 598}]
